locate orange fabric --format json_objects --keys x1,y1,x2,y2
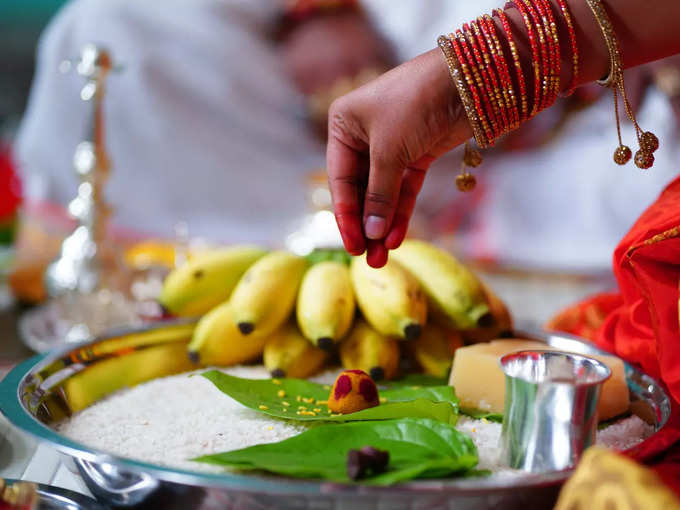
[{"x1": 547, "y1": 292, "x2": 622, "y2": 341}]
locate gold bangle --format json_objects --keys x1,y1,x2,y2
[
  {"x1": 585, "y1": 0, "x2": 622, "y2": 88},
  {"x1": 437, "y1": 35, "x2": 489, "y2": 149}
]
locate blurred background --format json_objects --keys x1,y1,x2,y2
[
  {"x1": 0, "y1": 1, "x2": 64, "y2": 134},
  {"x1": 1, "y1": 0, "x2": 679, "y2": 352}
]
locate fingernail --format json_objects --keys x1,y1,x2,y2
[{"x1": 364, "y1": 216, "x2": 387, "y2": 240}]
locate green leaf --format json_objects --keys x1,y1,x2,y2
[
  {"x1": 382, "y1": 385, "x2": 456, "y2": 406},
  {"x1": 201, "y1": 371, "x2": 459, "y2": 424},
  {"x1": 383, "y1": 374, "x2": 448, "y2": 388},
  {"x1": 194, "y1": 418, "x2": 478, "y2": 485},
  {"x1": 459, "y1": 408, "x2": 504, "y2": 423}
]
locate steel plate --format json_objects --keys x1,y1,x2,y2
[{"x1": 0, "y1": 321, "x2": 671, "y2": 510}]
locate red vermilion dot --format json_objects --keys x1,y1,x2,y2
[
  {"x1": 334, "y1": 375, "x2": 352, "y2": 400},
  {"x1": 359, "y1": 378, "x2": 378, "y2": 403},
  {"x1": 346, "y1": 369, "x2": 366, "y2": 375}
]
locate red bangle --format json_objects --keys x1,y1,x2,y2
[
  {"x1": 454, "y1": 30, "x2": 497, "y2": 143},
  {"x1": 507, "y1": 2, "x2": 542, "y2": 119},
  {"x1": 533, "y1": 0, "x2": 561, "y2": 104},
  {"x1": 461, "y1": 24, "x2": 501, "y2": 140},
  {"x1": 473, "y1": 19, "x2": 511, "y2": 134},
  {"x1": 467, "y1": 21, "x2": 507, "y2": 137},
  {"x1": 480, "y1": 15, "x2": 519, "y2": 131},
  {"x1": 555, "y1": 0, "x2": 579, "y2": 95},
  {"x1": 523, "y1": 0, "x2": 556, "y2": 112},
  {"x1": 450, "y1": 33, "x2": 495, "y2": 145},
  {"x1": 496, "y1": 9, "x2": 529, "y2": 122},
  {"x1": 518, "y1": 0, "x2": 551, "y2": 112},
  {"x1": 531, "y1": 0, "x2": 559, "y2": 110}
]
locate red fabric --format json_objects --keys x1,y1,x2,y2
[
  {"x1": 283, "y1": 0, "x2": 358, "y2": 20},
  {"x1": 549, "y1": 175, "x2": 680, "y2": 496},
  {"x1": 551, "y1": 175, "x2": 680, "y2": 399},
  {"x1": 0, "y1": 145, "x2": 22, "y2": 219},
  {"x1": 598, "y1": 175, "x2": 680, "y2": 400}
]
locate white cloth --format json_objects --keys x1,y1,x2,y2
[
  {"x1": 15, "y1": 0, "x2": 680, "y2": 270},
  {"x1": 476, "y1": 90, "x2": 680, "y2": 272}
]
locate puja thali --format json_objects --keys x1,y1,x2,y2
[{"x1": 0, "y1": 322, "x2": 671, "y2": 510}]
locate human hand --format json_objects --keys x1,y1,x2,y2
[
  {"x1": 326, "y1": 48, "x2": 472, "y2": 268},
  {"x1": 280, "y1": 10, "x2": 393, "y2": 96}
]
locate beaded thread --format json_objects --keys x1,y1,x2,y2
[{"x1": 586, "y1": 0, "x2": 659, "y2": 169}]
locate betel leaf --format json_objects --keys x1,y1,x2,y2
[
  {"x1": 201, "y1": 371, "x2": 459, "y2": 424},
  {"x1": 383, "y1": 374, "x2": 448, "y2": 388},
  {"x1": 383, "y1": 385, "x2": 455, "y2": 405},
  {"x1": 194, "y1": 417, "x2": 478, "y2": 485},
  {"x1": 459, "y1": 408, "x2": 504, "y2": 423}
]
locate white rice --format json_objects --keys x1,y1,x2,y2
[{"x1": 56, "y1": 366, "x2": 654, "y2": 477}]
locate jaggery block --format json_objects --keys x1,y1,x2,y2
[{"x1": 449, "y1": 339, "x2": 630, "y2": 421}]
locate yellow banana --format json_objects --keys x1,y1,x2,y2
[
  {"x1": 296, "y1": 261, "x2": 355, "y2": 350},
  {"x1": 390, "y1": 240, "x2": 489, "y2": 329},
  {"x1": 461, "y1": 282, "x2": 513, "y2": 344},
  {"x1": 263, "y1": 324, "x2": 328, "y2": 378},
  {"x1": 159, "y1": 246, "x2": 266, "y2": 317},
  {"x1": 406, "y1": 322, "x2": 464, "y2": 378},
  {"x1": 230, "y1": 251, "x2": 307, "y2": 337},
  {"x1": 188, "y1": 302, "x2": 266, "y2": 366},
  {"x1": 350, "y1": 254, "x2": 427, "y2": 340},
  {"x1": 339, "y1": 320, "x2": 400, "y2": 381}
]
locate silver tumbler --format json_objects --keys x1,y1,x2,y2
[{"x1": 500, "y1": 350, "x2": 611, "y2": 473}]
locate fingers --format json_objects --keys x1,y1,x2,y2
[
  {"x1": 327, "y1": 135, "x2": 366, "y2": 256},
  {"x1": 384, "y1": 166, "x2": 427, "y2": 250},
  {"x1": 363, "y1": 152, "x2": 403, "y2": 240},
  {"x1": 366, "y1": 239, "x2": 388, "y2": 268}
]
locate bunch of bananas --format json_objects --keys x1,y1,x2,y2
[{"x1": 159, "y1": 240, "x2": 512, "y2": 381}]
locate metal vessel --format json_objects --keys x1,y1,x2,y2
[
  {"x1": 45, "y1": 43, "x2": 115, "y2": 297},
  {"x1": 500, "y1": 351, "x2": 611, "y2": 472},
  {"x1": 0, "y1": 322, "x2": 671, "y2": 510}
]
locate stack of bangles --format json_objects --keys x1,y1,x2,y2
[
  {"x1": 439, "y1": 0, "x2": 659, "y2": 192},
  {"x1": 438, "y1": 0, "x2": 579, "y2": 151}
]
